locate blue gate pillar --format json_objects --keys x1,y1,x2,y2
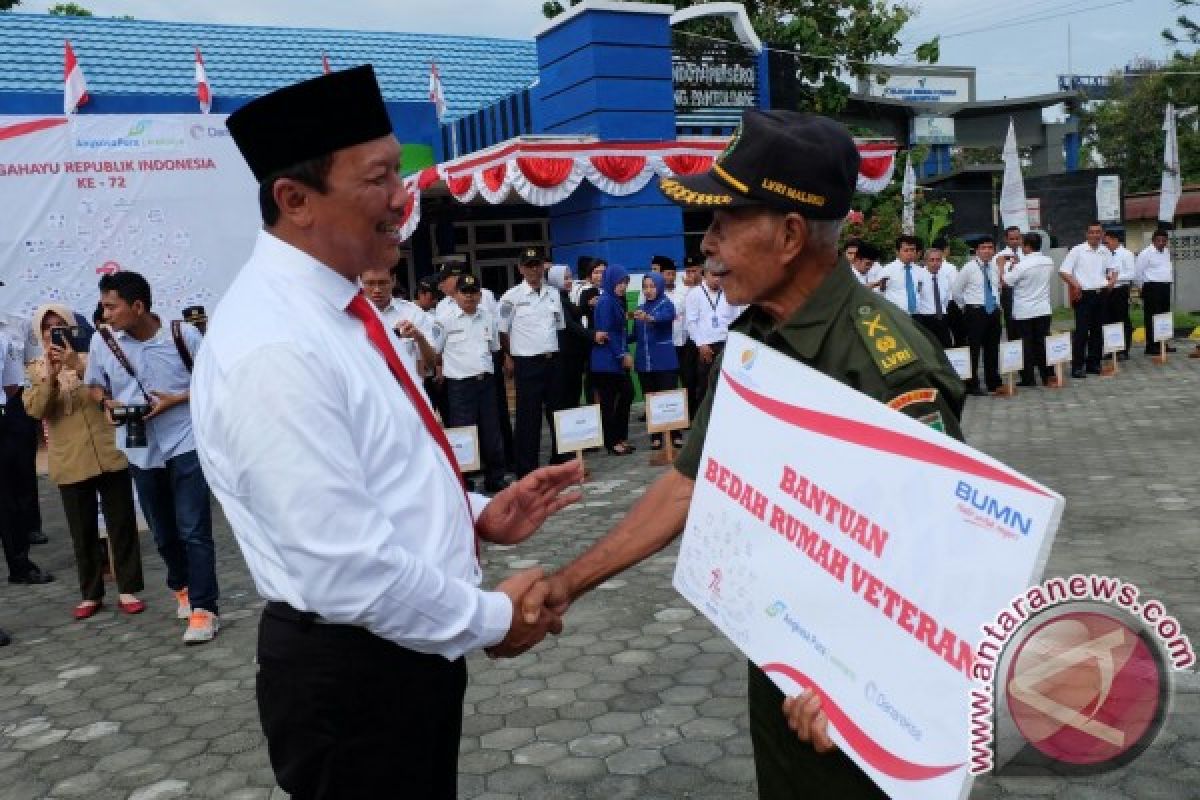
[{"x1": 533, "y1": 1, "x2": 684, "y2": 273}]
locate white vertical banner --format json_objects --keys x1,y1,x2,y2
[
  {"x1": 1159, "y1": 103, "x2": 1181, "y2": 225},
  {"x1": 901, "y1": 154, "x2": 916, "y2": 235},
  {"x1": 999, "y1": 118, "x2": 1029, "y2": 233},
  {"x1": 0, "y1": 115, "x2": 259, "y2": 324}
]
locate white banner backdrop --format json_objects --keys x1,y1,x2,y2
[{"x1": 0, "y1": 114, "x2": 258, "y2": 326}]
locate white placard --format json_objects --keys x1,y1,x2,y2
[
  {"x1": 554, "y1": 404, "x2": 604, "y2": 454},
  {"x1": 999, "y1": 340, "x2": 1024, "y2": 375},
  {"x1": 674, "y1": 333, "x2": 1063, "y2": 800},
  {"x1": 1044, "y1": 332, "x2": 1071, "y2": 365},
  {"x1": 646, "y1": 388, "x2": 689, "y2": 433},
  {"x1": 1101, "y1": 322, "x2": 1126, "y2": 355},
  {"x1": 1096, "y1": 174, "x2": 1121, "y2": 222},
  {"x1": 1152, "y1": 312, "x2": 1174, "y2": 341},
  {"x1": 444, "y1": 426, "x2": 480, "y2": 473},
  {"x1": 944, "y1": 347, "x2": 972, "y2": 380}
]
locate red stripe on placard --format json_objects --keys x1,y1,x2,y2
[
  {"x1": 761, "y1": 662, "x2": 964, "y2": 781},
  {"x1": 0, "y1": 117, "x2": 67, "y2": 142},
  {"x1": 723, "y1": 369, "x2": 1050, "y2": 497}
]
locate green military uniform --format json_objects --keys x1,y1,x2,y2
[{"x1": 675, "y1": 262, "x2": 965, "y2": 799}]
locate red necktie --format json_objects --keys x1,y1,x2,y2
[{"x1": 346, "y1": 291, "x2": 475, "y2": 532}]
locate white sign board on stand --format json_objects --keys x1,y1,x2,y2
[
  {"x1": 1152, "y1": 312, "x2": 1174, "y2": 342},
  {"x1": 554, "y1": 404, "x2": 604, "y2": 454},
  {"x1": 443, "y1": 426, "x2": 480, "y2": 473},
  {"x1": 943, "y1": 347, "x2": 972, "y2": 380},
  {"x1": 999, "y1": 340, "x2": 1024, "y2": 375},
  {"x1": 674, "y1": 333, "x2": 1063, "y2": 800},
  {"x1": 1102, "y1": 323, "x2": 1126, "y2": 355},
  {"x1": 1044, "y1": 333, "x2": 1071, "y2": 365}
]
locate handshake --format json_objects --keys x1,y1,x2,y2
[{"x1": 486, "y1": 568, "x2": 571, "y2": 658}]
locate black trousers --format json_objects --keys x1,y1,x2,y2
[
  {"x1": 963, "y1": 306, "x2": 1002, "y2": 391},
  {"x1": 491, "y1": 351, "x2": 514, "y2": 467},
  {"x1": 59, "y1": 469, "x2": 144, "y2": 600},
  {"x1": 512, "y1": 353, "x2": 560, "y2": 477},
  {"x1": 1142, "y1": 281, "x2": 1173, "y2": 351},
  {"x1": 1011, "y1": 315, "x2": 1054, "y2": 384},
  {"x1": 553, "y1": 349, "x2": 587, "y2": 413},
  {"x1": 1106, "y1": 284, "x2": 1133, "y2": 355},
  {"x1": 0, "y1": 406, "x2": 39, "y2": 578},
  {"x1": 1072, "y1": 290, "x2": 1105, "y2": 370},
  {"x1": 1000, "y1": 286, "x2": 1015, "y2": 338},
  {"x1": 637, "y1": 370, "x2": 680, "y2": 445},
  {"x1": 592, "y1": 371, "x2": 634, "y2": 449},
  {"x1": 445, "y1": 374, "x2": 506, "y2": 486},
  {"x1": 946, "y1": 302, "x2": 967, "y2": 349},
  {"x1": 692, "y1": 341, "x2": 725, "y2": 418},
  {"x1": 423, "y1": 375, "x2": 449, "y2": 423},
  {"x1": 677, "y1": 341, "x2": 698, "y2": 420},
  {"x1": 748, "y1": 662, "x2": 885, "y2": 799},
  {"x1": 3, "y1": 394, "x2": 42, "y2": 535},
  {"x1": 912, "y1": 314, "x2": 953, "y2": 348},
  {"x1": 256, "y1": 604, "x2": 467, "y2": 800}
]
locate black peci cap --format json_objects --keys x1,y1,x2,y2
[
  {"x1": 456, "y1": 275, "x2": 481, "y2": 294},
  {"x1": 520, "y1": 247, "x2": 545, "y2": 265},
  {"x1": 659, "y1": 109, "x2": 860, "y2": 220},
  {"x1": 650, "y1": 255, "x2": 676, "y2": 271},
  {"x1": 683, "y1": 254, "x2": 704, "y2": 269},
  {"x1": 226, "y1": 65, "x2": 394, "y2": 183},
  {"x1": 182, "y1": 306, "x2": 207, "y2": 323},
  {"x1": 416, "y1": 278, "x2": 437, "y2": 294}
]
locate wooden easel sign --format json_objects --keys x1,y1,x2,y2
[
  {"x1": 1101, "y1": 323, "x2": 1125, "y2": 376},
  {"x1": 1152, "y1": 312, "x2": 1174, "y2": 365},
  {"x1": 443, "y1": 425, "x2": 481, "y2": 473},
  {"x1": 553, "y1": 404, "x2": 604, "y2": 472},
  {"x1": 996, "y1": 339, "x2": 1024, "y2": 396},
  {"x1": 944, "y1": 347, "x2": 973, "y2": 381},
  {"x1": 645, "y1": 388, "x2": 689, "y2": 466},
  {"x1": 1044, "y1": 332, "x2": 1071, "y2": 388}
]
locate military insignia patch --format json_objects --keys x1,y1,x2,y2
[
  {"x1": 918, "y1": 410, "x2": 946, "y2": 433},
  {"x1": 853, "y1": 305, "x2": 917, "y2": 375},
  {"x1": 886, "y1": 388, "x2": 938, "y2": 411}
]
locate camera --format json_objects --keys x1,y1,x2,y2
[
  {"x1": 110, "y1": 404, "x2": 151, "y2": 448},
  {"x1": 50, "y1": 325, "x2": 87, "y2": 352}
]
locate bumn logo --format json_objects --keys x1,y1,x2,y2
[{"x1": 955, "y1": 480, "x2": 1032, "y2": 535}]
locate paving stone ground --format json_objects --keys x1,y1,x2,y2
[{"x1": 1, "y1": 349, "x2": 1198, "y2": 799}]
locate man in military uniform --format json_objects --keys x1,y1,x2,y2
[{"x1": 524, "y1": 110, "x2": 964, "y2": 799}]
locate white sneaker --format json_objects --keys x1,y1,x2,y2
[
  {"x1": 174, "y1": 588, "x2": 191, "y2": 620},
  {"x1": 182, "y1": 610, "x2": 219, "y2": 644}
]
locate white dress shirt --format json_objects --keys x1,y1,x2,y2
[
  {"x1": 378, "y1": 298, "x2": 441, "y2": 380},
  {"x1": 850, "y1": 264, "x2": 870, "y2": 286},
  {"x1": 865, "y1": 262, "x2": 883, "y2": 290},
  {"x1": 1, "y1": 330, "x2": 23, "y2": 390},
  {"x1": 917, "y1": 266, "x2": 955, "y2": 316},
  {"x1": 1135, "y1": 245, "x2": 1173, "y2": 284},
  {"x1": 953, "y1": 257, "x2": 1002, "y2": 309},
  {"x1": 1059, "y1": 243, "x2": 1113, "y2": 291},
  {"x1": 437, "y1": 287, "x2": 497, "y2": 320},
  {"x1": 875, "y1": 260, "x2": 927, "y2": 315},
  {"x1": 1002, "y1": 252, "x2": 1055, "y2": 320},
  {"x1": 436, "y1": 303, "x2": 500, "y2": 380},
  {"x1": 497, "y1": 281, "x2": 564, "y2": 356},
  {"x1": 191, "y1": 231, "x2": 509, "y2": 660},
  {"x1": 684, "y1": 284, "x2": 741, "y2": 346},
  {"x1": 665, "y1": 284, "x2": 690, "y2": 346},
  {"x1": 1107, "y1": 245, "x2": 1136, "y2": 284},
  {"x1": 84, "y1": 321, "x2": 201, "y2": 470}
]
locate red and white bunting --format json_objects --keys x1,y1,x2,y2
[
  {"x1": 194, "y1": 47, "x2": 212, "y2": 115},
  {"x1": 63, "y1": 40, "x2": 89, "y2": 115},
  {"x1": 856, "y1": 141, "x2": 899, "y2": 194},
  {"x1": 429, "y1": 62, "x2": 447, "y2": 122},
  {"x1": 322, "y1": 52, "x2": 332, "y2": 75}
]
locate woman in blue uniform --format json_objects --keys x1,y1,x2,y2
[
  {"x1": 633, "y1": 271, "x2": 680, "y2": 450},
  {"x1": 589, "y1": 264, "x2": 635, "y2": 456}
]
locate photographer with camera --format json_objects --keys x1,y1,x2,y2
[
  {"x1": 85, "y1": 271, "x2": 219, "y2": 644},
  {"x1": 24, "y1": 304, "x2": 145, "y2": 620}
]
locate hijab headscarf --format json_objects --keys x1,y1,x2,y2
[
  {"x1": 31, "y1": 303, "x2": 85, "y2": 415},
  {"x1": 546, "y1": 264, "x2": 570, "y2": 291}
]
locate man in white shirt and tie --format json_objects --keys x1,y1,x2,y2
[
  {"x1": 870, "y1": 235, "x2": 926, "y2": 316},
  {"x1": 1136, "y1": 228, "x2": 1176, "y2": 355},
  {"x1": 998, "y1": 225, "x2": 1023, "y2": 333},
  {"x1": 914, "y1": 244, "x2": 954, "y2": 347},
  {"x1": 1104, "y1": 229, "x2": 1136, "y2": 360},
  {"x1": 683, "y1": 266, "x2": 742, "y2": 419},
  {"x1": 952, "y1": 235, "x2": 1003, "y2": 395},
  {"x1": 194, "y1": 66, "x2": 581, "y2": 799},
  {"x1": 361, "y1": 264, "x2": 441, "y2": 384},
  {"x1": 1059, "y1": 221, "x2": 1116, "y2": 377},
  {"x1": 1000, "y1": 231, "x2": 1056, "y2": 387}
]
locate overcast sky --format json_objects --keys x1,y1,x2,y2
[{"x1": 13, "y1": 0, "x2": 1186, "y2": 100}]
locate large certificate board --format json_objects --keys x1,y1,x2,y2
[{"x1": 674, "y1": 333, "x2": 1064, "y2": 800}]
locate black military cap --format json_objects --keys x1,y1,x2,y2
[
  {"x1": 436, "y1": 264, "x2": 465, "y2": 283},
  {"x1": 683, "y1": 254, "x2": 704, "y2": 269},
  {"x1": 456, "y1": 275, "x2": 481, "y2": 294},
  {"x1": 650, "y1": 255, "x2": 676, "y2": 271},
  {"x1": 520, "y1": 247, "x2": 544, "y2": 265},
  {"x1": 660, "y1": 109, "x2": 859, "y2": 220},
  {"x1": 416, "y1": 278, "x2": 437, "y2": 294},
  {"x1": 182, "y1": 306, "x2": 207, "y2": 323},
  {"x1": 226, "y1": 65, "x2": 393, "y2": 183}
]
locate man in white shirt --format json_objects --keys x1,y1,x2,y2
[
  {"x1": 999, "y1": 225, "x2": 1023, "y2": 332},
  {"x1": 1000, "y1": 231, "x2": 1056, "y2": 387},
  {"x1": 436, "y1": 275, "x2": 508, "y2": 493},
  {"x1": 952, "y1": 236, "x2": 1003, "y2": 395},
  {"x1": 498, "y1": 247, "x2": 566, "y2": 478},
  {"x1": 914, "y1": 245, "x2": 954, "y2": 347},
  {"x1": 848, "y1": 241, "x2": 879, "y2": 287},
  {"x1": 361, "y1": 265, "x2": 441, "y2": 383},
  {"x1": 683, "y1": 265, "x2": 742, "y2": 419},
  {"x1": 675, "y1": 254, "x2": 702, "y2": 421},
  {"x1": 1136, "y1": 229, "x2": 1175, "y2": 355},
  {"x1": 871, "y1": 235, "x2": 927, "y2": 316},
  {"x1": 1104, "y1": 229, "x2": 1136, "y2": 360},
  {"x1": 1059, "y1": 221, "x2": 1116, "y2": 377},
  {"x1": 197, "y1": 66, "x2": 580, "y2": 798}
]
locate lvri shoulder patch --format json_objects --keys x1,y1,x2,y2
[
  {"x1": 886, "y1": 388, "x2": 938, "y2": 412},
  {"x1": 854, "y1": 304, "x2": 917, "y2": 375},
  {"x1": 918, "y1": 410, "x2": 946, "y2": 433}
]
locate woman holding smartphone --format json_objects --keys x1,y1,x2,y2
[{"x1": 23, "y1": 305, "x2": 144, "y2": 620}]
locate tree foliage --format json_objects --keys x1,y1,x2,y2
[
  {"x1": 1080, "y1": 53, "x2": 1200, "y2": 193},
  {"x1": 0, "y1": 0, "x2": 22, "y2": 10},
  {"x1": 541, "y1": 0, "x2": 937, "y2": 114},
  {"x1": 48, "y1": 2, "x2": 93, "y2": 15},
  {"x1": 1162, "y1": 0, "x2": 1199, "y2": 56}
]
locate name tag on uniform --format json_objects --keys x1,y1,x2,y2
[{"x1": 711, "y1": 315, "x2": 720, "y2": 328}]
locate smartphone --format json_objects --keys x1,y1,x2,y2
[{"x1": 50, "y1": 325, "x2": 83, "y2": 350}]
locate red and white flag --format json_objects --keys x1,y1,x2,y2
[
  {"x1": 429, "y1": 62, "x2": 447, "y2": 121},
  {"x1": 322, "y1": 52, "x2": 332, "y2": 75},
  {"x1": 194, "y1": 46, "x2": 212, "y2": 114},
  {"x1": 63, "y1": 40, "x2": 89, "y2": 114}
]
